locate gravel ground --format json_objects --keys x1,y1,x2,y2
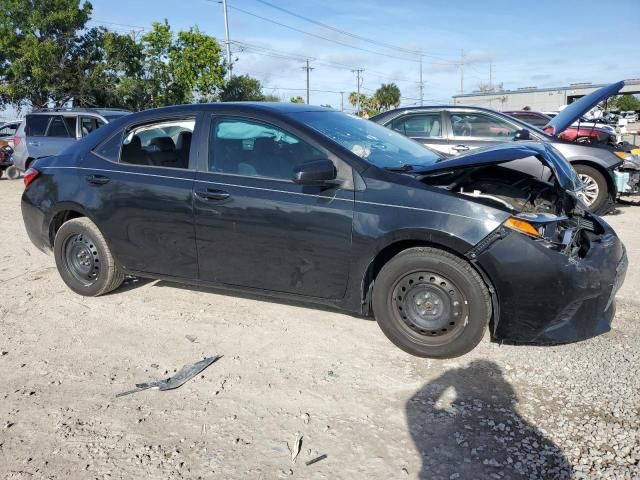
[{"x1": 0, "y1": 178, "x2": 638, "y2": 480}]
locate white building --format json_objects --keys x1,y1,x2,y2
[{"x1": 452, "y1": 79, "x2": 640, "y2": 112}]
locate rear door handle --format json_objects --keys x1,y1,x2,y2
[
  {"x1": 28, "y1": 141, "x2": 40, "y2": 147},
  {"x1": 195, "y1": 189, "x2": 230, "y2": 201},
  {"x1": 452, "y1": 144, "x2": 470, "y2": 152},
  {"x1": 86, "y1": 174, "x2": 110, "y2": 185}
]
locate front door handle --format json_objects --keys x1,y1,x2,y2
[
  {"x1": 195, "y1": 189, "x2": 230, "y2": 201},
  {"x1": 452, "y1": 144, "x2": 470, "y2": 152},
  {"x1": 86, "y1": 174, "x2": 110, "y2": 185}
]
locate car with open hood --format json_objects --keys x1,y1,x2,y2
[
  {"x1": 371, "y1": 81, "x2": 635, "y2": 214},
  {"x1": 21, "y1": 103, "x2": 627, "y2": 358}
]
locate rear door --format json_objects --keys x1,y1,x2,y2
[
  {"x1": 86, "y1": 113, "x2": 199, "y2": 278},
  {"x1": 387, "y1": 111, "x2": 449, "y2": 153}
]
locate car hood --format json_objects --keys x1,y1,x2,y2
[
  {"x1": 418, "y1": 142, "x2": 581, "y2": 191},
  {"x1": 544, "y1": 81, "x2": 625, "y2": 136}
]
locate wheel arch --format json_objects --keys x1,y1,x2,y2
[
  {"x1": 47, "y1": 203, "x2": 100, "y2": 249},
  {"x1": 359, "y1": 237, "x2": 500, "y2": 337},
  {"x1": 571, "y1": 160, "x2": 616, "y2": 212}
]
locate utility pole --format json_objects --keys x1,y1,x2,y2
[
  {"x1": 460, "y1": 49, "x2": 464, "y2": 95},
  {"x1": 489, "y1": 62, "x2": 493, "y2": 90},
  {"x1": 419, "y1": 55, "x2": 424, "y2": 106},
  {"x1": 340, "y1": 91, "x2": 344, "y2": 112},
  {"x1": 302, "y1": 59, "x2": 314, "y2": 104},
  {"x1": 221, "y1": 0, "x2": 232, "y2": 81},
  {"x1": 352, "y1": 69, "x2": 364, "y2": 115}
]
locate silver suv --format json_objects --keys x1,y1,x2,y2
[{"x1": 12, "y1": 108, "x2": 130, "y2": 171}]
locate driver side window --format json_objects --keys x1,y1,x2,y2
[{"x1": 209, "y1": 118, "x2": 324, "y2": 181}]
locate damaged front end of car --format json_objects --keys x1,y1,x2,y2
[
  {"x1": 416, "y1": 142, "x2": 628, "y2": 345},
  {"x1": 613, "y1": 148, "x2": 640, "y2": 196}
]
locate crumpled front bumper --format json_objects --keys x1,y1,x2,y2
[{"x1": 473, "y1": 217, "x2": 627, "y2": 344}]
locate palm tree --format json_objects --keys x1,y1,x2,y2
[{"x1": 374, "y1": 83, "x2": 401, "y2": 112}]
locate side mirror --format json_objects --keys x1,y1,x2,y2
[
  {"x1": 514, "y1": 128, "x2": 531, "y2": 141},
  {"x1": 292, "y1": 159, "x2": 338, "y2": 185}
]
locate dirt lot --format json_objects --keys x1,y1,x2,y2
[{"x1": 0, "y1": 178, "x2": 638, "y2": 480}]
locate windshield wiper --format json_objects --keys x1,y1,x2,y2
[{"x1": 384, "y1": 164, "x2": 415, "y2": 172}]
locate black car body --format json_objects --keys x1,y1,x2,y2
[
  {"x1": 371, "y1": 81, "x2": 634, "y2": 214},
  {"x1": 21, "y1": 103, "x2": 627, "y2": 358}
]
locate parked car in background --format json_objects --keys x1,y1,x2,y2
[
  {"x1": 621, "y1": 111, "x2": 639, "y2": 122},
  {"x1": 0, "y1": 121, "x2": 21, "y2": 148},
  {"x1": 371, "y1": 81, "x2": 633, "y2": 213},
  {"x1": 12, "y1": 108, "x2": 131, "y2": 172},
  {"x1": 504, "y1": 110, "x2": 615, "y2": 144},
  {"x1": 20, "y1": 103, "x2": 627, "y2": 358}
]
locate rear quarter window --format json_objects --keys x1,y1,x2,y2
[{"x1": 25, "y1": 115, "x2": 51, "y2": 136}]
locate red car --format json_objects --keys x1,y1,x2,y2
[{"x1": 504, "y1": 110, "x2": 614, "y2": 145}]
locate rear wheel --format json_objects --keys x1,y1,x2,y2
[
  {"x1": 54, "y1": 218, "x2": 124, "y2": 296},
  {"x1": 372, "y1": 247, "x2": 491, "y2": 358},
  {"x1": 574, "y1": 164, "x2": 608, "y2": 213},
  {"x1": 6, "y1": 166, "x2": 20, "y2": 180}
]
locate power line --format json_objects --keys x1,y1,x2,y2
[{"x1": 215, "y1": 1, "x2": 425, "y2": 64}]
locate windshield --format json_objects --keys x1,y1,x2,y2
[{"x1": 292, "y1": 111, "x2": 442, "y2": 169}]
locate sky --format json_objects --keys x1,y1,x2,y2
[{"x1": 3, "y1": 0, "x2": 640, "y2": 119}]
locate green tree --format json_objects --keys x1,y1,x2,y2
[
  {"x1": 220, "y1": 74, "x2": 265, "y2": 101},
  {"x1": 289, "y1": 96, "x2": 304, "y2": 104},
  {"x1": 262, "y1": 93, "x2": 281, "y2": 102},
  {"x1": 374, "y1": 83, "x2": 401, "y2": 112},
  {"x1": 615, "y1": 94, "x2": 640, "y2": 112},
  {"x1": 0, "y1": 0, "x2": 93, "y2": 109}
]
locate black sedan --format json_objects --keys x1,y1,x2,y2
[{"x1": 21, "y1": 103, "x2": 627, "y2": 358}]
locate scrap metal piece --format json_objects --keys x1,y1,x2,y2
[
  {"x1": 306, "y1": 454, "x2": 327, "y2": 466},
  {"x1": 287, "y1": 432, "x2": 303, "y2": 463},
  {"x1": 116, "y1": 356, "x2": 221, "y2": 397}
]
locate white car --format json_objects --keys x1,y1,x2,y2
[{"x1": 621, "y1": 111, "x2": 639, "y2": 122}]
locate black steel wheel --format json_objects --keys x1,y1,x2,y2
[
  {"x1": 54, "y1": 217, "x2": 124, "y2": 296},
  {"x1": 372, "y1": 247, "x2": 491, "y2": 358}
]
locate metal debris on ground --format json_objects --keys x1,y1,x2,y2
[
  {"x1": 287, "y1": 432, "x2": 303, "y2": 463},
  {"x1": 116, "y1": 356, "x2": 221, "y2": 397},
  {"x1": 185, "y1": 335, "x2": 198, "y2": 343},
  {"x1": 305, "y1": 454, "x2": 327, "y2": 466}
]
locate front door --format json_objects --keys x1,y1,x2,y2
[
  {"x1": 388, "y1": 112, "x2": 449, "y2": 154},
  {"x1": 194, "y1": 115, "x2": 354, "y2": 299}
]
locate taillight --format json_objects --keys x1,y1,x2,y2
[
  {"x1": 23, "y1": 168, "x2": 39, "y2": 188},
  {"x1": 13, "y1": 135, "x2": 22, "y2": 146}
]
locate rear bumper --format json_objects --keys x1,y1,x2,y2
[
  {"x1": 475, "y1": 218, "x2": 627, "y2": 344},
  {"x1": 21, "y1": 194, "x2": 51, "y2": 254}
]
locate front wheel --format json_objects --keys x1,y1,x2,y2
[
  {"x1": 574, "y1": 164, "x2": 609, "y2": 213},
  {"x1": 54, "y1": 218, "x2": 124, "y2": 296},
  {"x1": 372, "y1": 247, "x2": 491, "y2": 358}
]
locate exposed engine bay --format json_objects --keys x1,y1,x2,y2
[{"x1": 419, "y1": 164, "x2": 603, "y2": 259}]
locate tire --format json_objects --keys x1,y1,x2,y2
[
  {"x1": 573, "y1": 164, "x2": 609, "y2": 213},
  {"x1": 6, "y1": 166, "x2": 20, "y2": 180},
  {"x1": 372, "y1": 247, "x2": 491, "y2": 358},
  {"x1": 53, "y1": 217, "x2": 124, "y2": 296}
]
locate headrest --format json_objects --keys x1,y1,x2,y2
[
  {"x1": 127, "y1": 135, "x2": 142, "y2": 150},
  {"x1": 149, "y1": 136, "x2": 175, "y2": 152},
  {"x1": 176, "y1": 131, "x2": 192, "y2": 150}
]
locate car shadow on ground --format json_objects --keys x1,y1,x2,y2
[{"x1": 407, "y1": 360, "x2": 573, "y2": 480}]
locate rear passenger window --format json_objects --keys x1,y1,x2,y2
[
  {"x1": 93, "y1": 131, "x2": 123, "y2": 162},
  {"x1": 46, "y1": 116, "x2": 75, "y2": 137},
  {"x1": 25, "y1": 115, "x2": 51, "y2": 136},
  {"x1": 81, "y1": 117, "x2": 105, "y2": 137},
  {"x1": 120, "y1": 118, "x2": 195, "y2": 169},
  {"x1": 210, "y1": 118, "x2": 323, "y2": 180}
]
